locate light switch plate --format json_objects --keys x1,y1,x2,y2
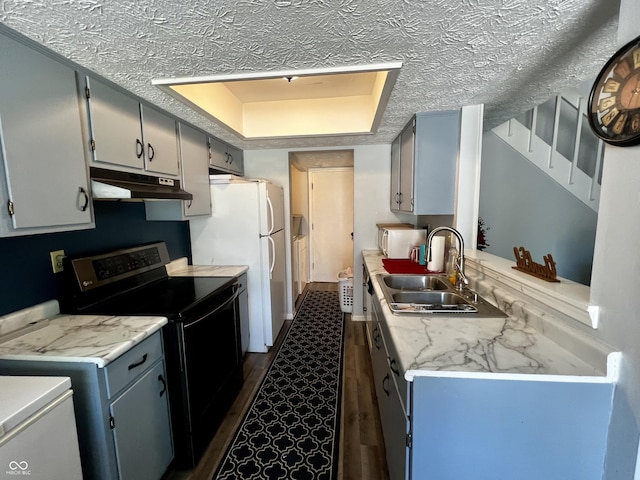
[{"x1": 50, "y1": 250, "x2": 65, "y2": 273}]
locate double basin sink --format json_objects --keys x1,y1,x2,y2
[{"x1": 377, "y1": 274, "x2": 507, "y2": 317}]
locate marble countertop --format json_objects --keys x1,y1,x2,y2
[
  {"x1": 0, "y1": 302, "x2": 167, "y2": 368},
  {"x1": 363, "y1": 250, "x2": 618, "y2": 382},
  {"x1": 0, "y1": 260, "x2": 248, "y2": 369},
  {"x1": 166, "y1": 258, "x2": 248, "y2": 278}
]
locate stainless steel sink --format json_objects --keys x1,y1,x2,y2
[
  {"x1": 390, "y1": 291, "x2": 478, "y2": 313},
  {"x1": 391, "y1": 291, "x2": 468, "y2": 305},
  {"x1": 381, "y1": 274, "x2": 449, "y2": 291},
  {"x1": 376, "y1": 274, "x2": 507, "y2": 317}
]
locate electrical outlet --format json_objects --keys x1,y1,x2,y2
[{"x1": 50, "y1": 250, "x2": 65, "y2": 273}]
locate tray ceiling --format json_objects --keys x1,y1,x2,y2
[{"x1": 0, "y1": 0, "x2": 620, "y2": 150}]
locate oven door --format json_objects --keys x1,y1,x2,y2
[{"x1": 165, "y1": 285, "x2": 243, "y2": 468}]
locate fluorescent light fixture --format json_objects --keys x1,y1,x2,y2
[{"x1": 152, "y1": 63, "x2": 402, "y2": 140}]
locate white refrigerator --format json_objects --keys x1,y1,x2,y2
[{"x1": 189, "y1": 177, "x2": 286, "y2": 353}]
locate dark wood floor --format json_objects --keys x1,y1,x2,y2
[{"x1": 164, "y1": 282, "x2": 389, "y2": 480}]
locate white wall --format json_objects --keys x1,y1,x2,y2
[
  {"x1": 244, "y1": 144, "x2": 394, "y2": 319},
  {"x1": 589, "y1": 143, "x2": 640, "y2": 478},
  {"x1": 588, "y1": 4, "x2": 640, "y2": 477}
]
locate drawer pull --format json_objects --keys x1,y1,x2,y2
[
  {"x1": 158, "y1": 374, "x2": 167, "y2": 397},
  {"x1": 373, "y1": 327, "x2": 382, "y2": 350},
  {"x1": 127, "y1": 353, "x2": 148, "y2": 370}
]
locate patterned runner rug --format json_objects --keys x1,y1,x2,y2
[{"x1": 213, "y1": 290, "x2": 345, "y2": 480}]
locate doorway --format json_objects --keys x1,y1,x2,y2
[
  {"x1": 289, "y1": 151, "x2": 354, "y2": 298},
  {"x1": 309, "y1": 167, "x2": 354, "y2": 282}
]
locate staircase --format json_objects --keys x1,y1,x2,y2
[{"x1": 492, "y1": 88, "x2": 603, "y2": 212}]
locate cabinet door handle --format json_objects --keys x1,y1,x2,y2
[
  {"x1": 187, "y1": 199, "x2": 193, "y2": 209},
  {"x1": 390, "y1": 358, "x2": 400, "y2": 377},
  {"x1": 78, "y1": 187, "x2": 89, "y2": 212},
  {"x1": 127, "y1": 353, "x2": 147, "y2": 370},
  {"x1": 136, "y1": 139, "x2": 144, "y2": 158},
  {"x1": 227, "y1": 152, "x2": 233, "y2": 164},
  {"x1": 147, "y1": 143, "x2": 155, "y2": 161},
  {"x1": 382, "y1": 374, "x2": 391, "y2": 396},
  {"x1": 398, "y1": 192, "x2": 403, "y2": 204},
  {"x1": 158, "y1": 374, "x2": 167, "y2": 397},
  {"x1": 373, "y1": 328, "x2": 382, "y2": 350}
]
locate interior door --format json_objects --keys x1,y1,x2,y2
[{"x1": 309, "y1": 167, "x2": 354, "y2": 282}]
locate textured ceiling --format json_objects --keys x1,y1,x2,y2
[{"x1": 0, "y1": 0, "x2": 620, "y2": 150}]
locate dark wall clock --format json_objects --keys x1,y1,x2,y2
[{"x1": 588, "y1": 35, "x2": 640, "y2": 146}]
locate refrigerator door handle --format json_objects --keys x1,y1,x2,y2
[
  {"x1": 268, "y1": 235, "x2": 275, "y2": 279},
  {"x1": 266, "y1": 193, "x2": 275, "y2": 235}
]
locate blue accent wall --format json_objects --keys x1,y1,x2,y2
[{"x1": 0, "y1": 201, "x2": 191, "y2": 316}]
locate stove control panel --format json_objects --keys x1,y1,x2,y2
[{"x1": 69, "y1": 242, "x2": 171, "y2": 292}]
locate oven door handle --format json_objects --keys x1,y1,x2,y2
[{"x1": 183, "y1": 286, "x2": 240, "y2": 330}]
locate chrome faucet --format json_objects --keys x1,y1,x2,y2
[{"x1": 426, "y1": 226, "x2": 469, "y2": 290}]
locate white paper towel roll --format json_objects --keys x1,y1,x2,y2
[{"x1": 427, "y1": 236, "x2": 445, "y2": 272}]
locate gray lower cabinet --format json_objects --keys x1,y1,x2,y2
[
  {"x1": 110, "y1": 360, "x2": 173, "y2": 480},
  {"x1": 0, "y1": 29, "x2": 93, "y2": 236},
  {"x1": 368, "y1": 284, "x2": 616, "y2": 480},
  {"x1": 370, "y1": 296, "x2": 409, "y2": 480},
  {"x1": 209, "y1": 136, "x2": 244, "y2": 175},
  {"x1": 85, "y1": 76, "x2": 180, "y2": 177},
  {"x1": 390, "y1": 110, "x2": 461, "y2": 215},
  {"x1": 0, "y1": 331, "x2": 173, "y2": 480}
]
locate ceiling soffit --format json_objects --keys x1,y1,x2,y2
[{"x1": 0, "y1": 1, "x2": 620, "y2": 149}]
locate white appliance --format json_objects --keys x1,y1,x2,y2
[
  {"x1": 378, "y1": 226, "x2": 427, "y2": 258},
  {"x1": 0, "y1": 376, "x2": 83, "y2": 479},
  {"x1": 190, "y1": 177, "x2": 286, "y2": 353}
]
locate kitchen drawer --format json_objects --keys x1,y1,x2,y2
[{"x1": 105, "y1": 332, "x2": 163, "y2": 399}]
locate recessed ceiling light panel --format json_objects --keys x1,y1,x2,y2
[{"x1": 152, "y1": 63, "x2": 402, "y2": 140}]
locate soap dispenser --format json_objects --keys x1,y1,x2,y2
[{"x1": 445, "y1": 233, "x2": 459, "y2": 286}]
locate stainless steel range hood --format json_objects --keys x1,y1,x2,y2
[{"x1": 90, "y1": 167, "x2": 193, "y2": 201}]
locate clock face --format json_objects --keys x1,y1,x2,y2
[{"x1": 588, "y1": 36, "x2": 640, "y2": 146}]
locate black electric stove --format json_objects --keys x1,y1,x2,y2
[
  {"x1": 61, "y1": 242, "x2": 244, "y2": 469},
  {"x1": 74, "y1": 274, "x2": 236, "y2": 318}
]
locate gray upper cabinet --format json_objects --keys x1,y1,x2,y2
[
  {"x1": 390, "y1": 135, "x2": 402, "y2": 211},
  {"x1": 140, "y1": 104, "x2": 180, "y2": 176},
  {"x1": 179, "y1": 124, "x2": 212, "y2": 216},
  {"x1": 0, "y1": 31, "x2": 93, "y2": 236},
  {"x1": 390, "y1": 110, "x2": 461, "y2": 215},
  {"x1": 145, "y1": 122, "x2": 212, "y2": 220},
  {"x1": 209, "y1": 136, "x2": 244, "y2": 175},
  {"x1": 85, "y1": 77, "x2": 179, "y2": 177}
]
